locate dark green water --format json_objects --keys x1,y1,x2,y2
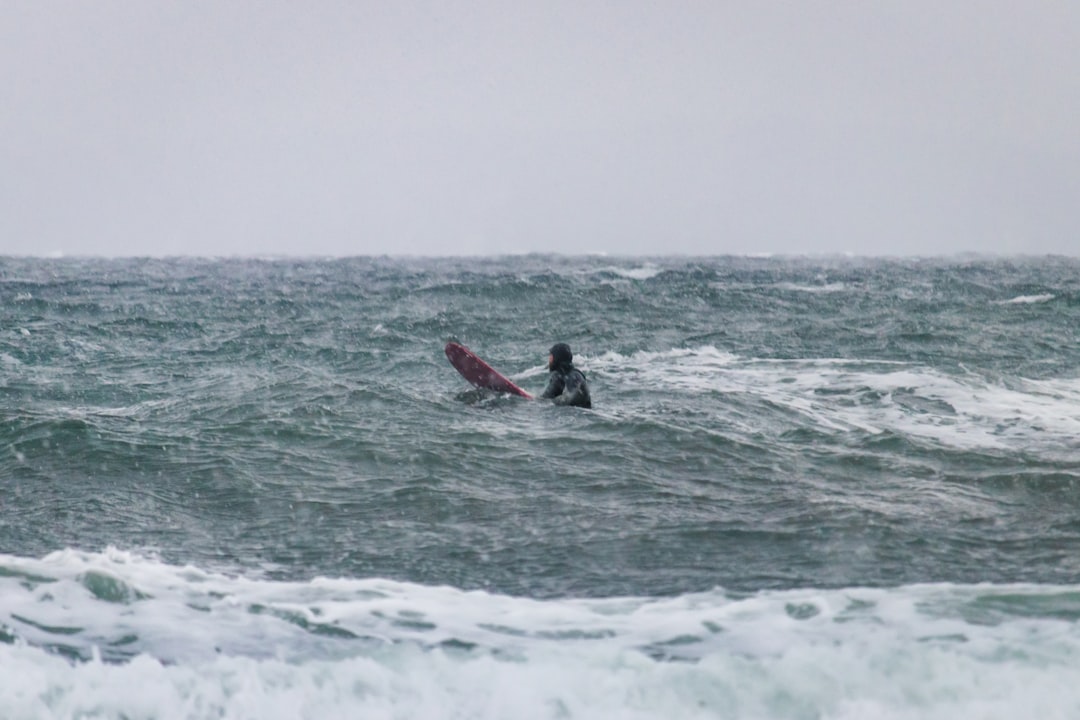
[{"x1": 4, "y1": 255, "x2": 1079, "y2": 599}]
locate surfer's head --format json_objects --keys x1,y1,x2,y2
[{"x1": 548, "y1": 343, "x2": 573, "y2": 371}]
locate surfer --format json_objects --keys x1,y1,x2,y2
[{"x1": 542, "y1": 343, "x2": 592, "y2": 408}]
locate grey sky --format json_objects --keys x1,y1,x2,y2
[{"x1": 3, "y1": 1, "x2": 1077, "y2": 257}]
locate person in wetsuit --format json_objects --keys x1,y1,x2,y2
[{"x1": 541, "y1": 343, "x2": 591, "y2": 408}]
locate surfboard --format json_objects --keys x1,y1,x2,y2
[{"x1": 445, "y1": 342, "x2": 533, "y2": 399}]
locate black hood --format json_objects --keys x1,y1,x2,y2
[{"x1": 549, "y1": 343, "x2": 573, "y2": 370}]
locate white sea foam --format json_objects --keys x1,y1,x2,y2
[
  {"x1": 997, "y1": 293, "x2": 1055, "y2": 304},
  {"x1": 592, "y1": 264, "x2": 664, "y2": 281},
  {"x1": 2, "y1": 549, "x2": 1080, "y2": 719},
  {"x1": 589, "y1": 347, "x2": 1080, "y2": 451}
]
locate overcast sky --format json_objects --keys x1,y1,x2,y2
[{"x1": 3, "y1": 1, "x2": 1077, "y2": 257}]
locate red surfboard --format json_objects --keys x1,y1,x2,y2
[{"x1": 445, "y1": 342, "x2": 533, "y2": 399}]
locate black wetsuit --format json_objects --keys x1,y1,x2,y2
[{"x1": 541, "y1": 364, "x2": 592, "y2": 408}]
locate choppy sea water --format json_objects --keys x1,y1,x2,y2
[{"x1": 2, "y1": 255, "x2": 1079, "y2": 718}]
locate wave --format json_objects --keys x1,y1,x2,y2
[
  {"x1": 2, "y1": 549, "x2": 1080, "y2": 718},
  {"x1": 596, "y1": 264, "x2": 665, "y2": 281},
  {"x1": 774, "y1": 281, "x2": 850, "y2": 293},
  {"x1": 997, "y1": 293, "x2": 1055, "y2": 304},
  {"x1": 585, "y1": 346, "x2": 1080, "y2": 452}
]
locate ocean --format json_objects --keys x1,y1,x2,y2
[{"x1": 2, "y1": 254, "x2": 1079, "y2": 718}]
